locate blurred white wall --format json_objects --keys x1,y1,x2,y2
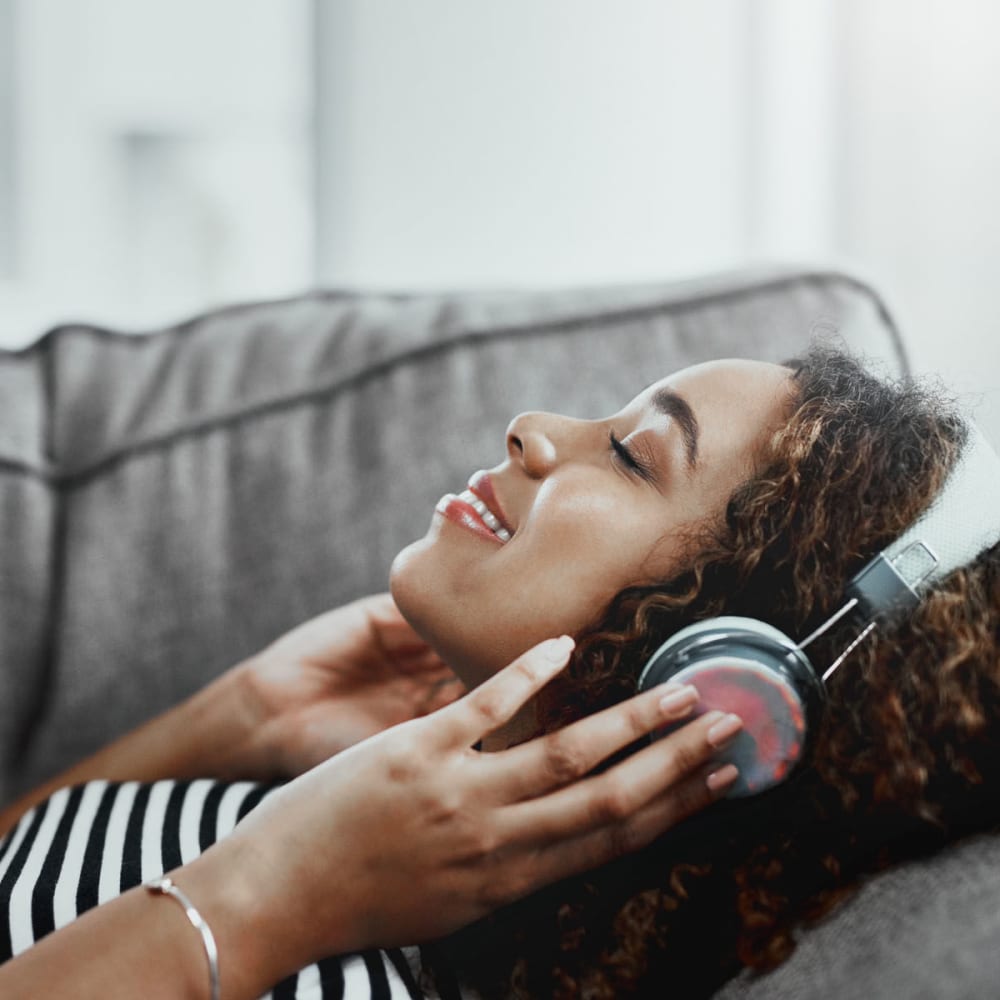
[
  {"x1": 837, "y1": 0, "x2": 1000, "y2": 440},
  {"x1": 0, "y1": 0, "x2": 312, "y2": 339},
  {"x1": 312, "y1": 0, "x2": 1000, "y2": 441},
  {"x1": 0, "y1": 0, "x2": 13, "y2": 277},
  {"x1": 1, "y1": 0, "x2": 998, "y2": 439},
  {"x1": 314, "y1": 1, "x2": 757, "y2": 286}
]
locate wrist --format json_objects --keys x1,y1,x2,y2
[
  {"x1": 144, "y1": 877, "x2": 220, "y2": 1000},
  {"x1": 223, "y1": 655, "x2": 297, "y2": 781},
  {"x1": 175, "y1": 835, "x2": 296, "y2": 998},
  {"x1": 206, "y1": 658, "x2": 285, "y2": 780},
  {"x1": 179, "y1": 801, "x2": 356, "y2": 991},
  {"x1": 138, "y1": 663, "x2": 276, "y2": 784}
]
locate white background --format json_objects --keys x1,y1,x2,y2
[{"x1": 1, "y1": 0, "x2": 998, "y2": 440}]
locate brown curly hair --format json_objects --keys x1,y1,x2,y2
[{"x1": 429, "y1": 343, "x2": 1000, "y2": 998}]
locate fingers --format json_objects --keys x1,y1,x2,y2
[
  {"x1": 525, "y1": 760, "x2": 738, "y2": 892},
  {"x1": 495, "y1": 709, "x2": 741, "y2": 848},
  {"x1": 431, "y1": 637, "x2": 575, "y2": 749},
  {"x1": 490, "y1": 681, "x2": 702, "y2": 801}
]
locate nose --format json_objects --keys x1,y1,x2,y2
[{"x1": 506, "y1": 411, "x2": 570, "y2": 478}]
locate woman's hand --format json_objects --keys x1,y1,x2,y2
[
  {"x1": 0, "y1": 594, "x2": 461, "y2": 836},
  {"x1": 0, "y1": 635, "x2": 742, "y2": 1000},
  {"x1": 238, "y1": 593, "x2": 465, "y2": 777},
  {"x1": 198, "y1": 635, "x2": 742, "y2": 979}
]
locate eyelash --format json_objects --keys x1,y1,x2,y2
[{"x1": 609, "y1": 431, "x2": 653, "y2": 481}]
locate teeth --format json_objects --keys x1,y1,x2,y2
[{"x1": 460, "y1": 489, "x2": 511, "y2": 542}]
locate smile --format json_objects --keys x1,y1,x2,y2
[
  {"x1": 434, "y1": 473, "x2": 513, "y2": 545},
  {"x1": 458, "y1": 489, "x2": 511, "y2": 541},
  {"x1": 468, "y1": 470, "x2": 515, "y2": 536},
  {"x1": 435, "y1": 493, "x2": 511, "y2": 544}
]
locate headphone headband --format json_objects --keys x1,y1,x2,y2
[{"x1": 847, "y1": 423, "x2": 1000, "y2": 618}]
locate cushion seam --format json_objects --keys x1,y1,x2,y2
[
  {"x1": 0, "y1": 270, "x2": 905, "y2": 489},
  {"x1": 2, "y1": 268, "x2": 893, "y2": 356},
  {"x1": 0, "y1": 289, "x2": 370, "y2": 357}
]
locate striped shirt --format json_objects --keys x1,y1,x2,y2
[{"x1": 0, "y1": 779, "x2": 456, "y2": 999}]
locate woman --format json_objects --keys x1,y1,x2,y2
[
  {"x1": 0, "y1": 345, "x2": 994, "y2": 998},
  {"x1": 439, "y1": 345, "x2": 1000, "y2": 999}
]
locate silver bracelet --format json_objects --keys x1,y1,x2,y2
[{"x1": 145, "y1": 875, "x2": 221, "y2": 1000}]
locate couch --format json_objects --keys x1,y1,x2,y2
[{"x1": 2, "y1": 266, "x2": 995, "y2": 997}]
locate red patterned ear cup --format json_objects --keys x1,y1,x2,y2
[{"x1": 656, "y1": 660, "x2": 807, "y2": 797}]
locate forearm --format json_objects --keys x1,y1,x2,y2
[
  {"x1": 0, "y1": 663, "x2": 269, "y2": 837},
  {"x1": 0, "y1": 640, "x2": 745, "y2": 996},
  {"x1": 0, "y1": 837, "x2": 296, "y2": 1000}
]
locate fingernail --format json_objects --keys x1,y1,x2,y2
[
  {"x1": 659, "y1": 684, "x2": 698, "y2": 716},
  {"x1": 707, "y1": 713, "x2": 743, "y2": 748},
  {"x1": 706, "y1": 763, "x2": 739, "y2": 793},
  {"x1": 538, "y1": 635, "x2": 575, "y2": 662}
]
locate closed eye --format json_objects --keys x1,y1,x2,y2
[{"x1": 609, "y1": 430, "x2": 655, "y2": 483}]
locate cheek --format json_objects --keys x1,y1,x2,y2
[
  {"x1": 485, "y1": 510, "x2": 672, "y2": 640},
  {"x1": 530, "y1": 487, "x2": 681, "y2": 588}
]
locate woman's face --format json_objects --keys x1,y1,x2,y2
[{"x1": 390, "y1": 358, "x2": 795, "y2": 686}]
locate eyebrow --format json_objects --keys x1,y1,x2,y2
[{"x1": 651, "y1": 387, "x2": 699, "y2": 472}]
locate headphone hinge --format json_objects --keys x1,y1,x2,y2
[{"x1": 844, "y1": 552, "x2": 920, "y2": 619}]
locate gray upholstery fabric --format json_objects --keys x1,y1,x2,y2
[
  {"x1": 0, "y1": 268, "x2": 908, "y2": 801},
  {"x1": 0, "y1": 346, "x2": 55, "y2": 799},
  {"x1": 10, "y1": 265, "x2": 984, "y2": 999},
  {"x1": 715, "y1": 832, "x2": 1000, "y2": 1000},
  {"x1": 0, "y1": 264, "x2": 900, "y2": 793}
]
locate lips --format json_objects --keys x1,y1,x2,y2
[
  {"x1": 434, "y1": 471, "x2": 515, "y2": 545},
  {"x1": 435, "y1": 494, "x2": 506, "y2": 544},
  {"x1": 469, "y1": 471, "x2": 515, "y2": 536}
]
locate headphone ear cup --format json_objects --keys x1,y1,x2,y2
[{"x1": 638, "y1": 617, "x2": 824, "y2": 798}]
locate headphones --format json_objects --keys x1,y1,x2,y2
[{"x1": 637, "y1": 422, "x2": 1000, "y2": 799}]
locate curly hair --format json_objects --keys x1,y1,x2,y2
[{"x1": 431, "y1": 343, "x2": 1000, "y2": 998}]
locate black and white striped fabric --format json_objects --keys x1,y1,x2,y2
[{"x1": 0, "y1": 779, "x2": 431, "y2": 999}]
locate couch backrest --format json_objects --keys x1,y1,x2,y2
[{"x1": 0, "y1": 268, "x2": 908, "y2": 801}]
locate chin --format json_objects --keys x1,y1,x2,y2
[
  {"x1": 390, "y1": 541, "x2": 475, "y2": 685},
  {"x1": 388, "y1": 539, "x2": 432, "y2": 634},
  {"x1": 390, "y1": 541, "x2": 513, "y2": 688}
]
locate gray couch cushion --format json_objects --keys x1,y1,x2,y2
[
  {"x1": 0, "y1": 347, "x2": 55, "y2": 796},
  {"x1": 1, "y1": 268, "x2": 906, "y2": 803},
  {"x1": 715, "y1": 832, "x2": 1000, "y2": 1000}
]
